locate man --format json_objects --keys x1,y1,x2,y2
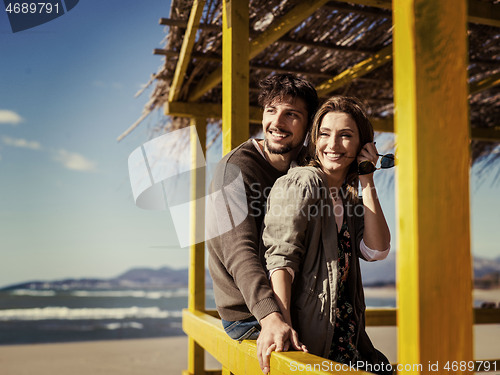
[{"x1": 206, "y1": 73, "x2": 318, "y2": 374}]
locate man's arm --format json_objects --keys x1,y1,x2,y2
[{"x1": 208, "y1": 157, "x2": 282, "y2": 321}]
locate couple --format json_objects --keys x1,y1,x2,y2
[{"x1": 207, "y1": 74, "x2": 391, "y2": 375}]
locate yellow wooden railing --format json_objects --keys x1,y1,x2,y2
[{"x1": 183, "y1": 308, "x2": 500, "y2": 375}]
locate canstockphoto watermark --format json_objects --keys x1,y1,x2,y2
[
  {"x1": 251, "y1": 183, "x2": 365, "y2": 220},
  {"x1": 129, "y1": 127, "x2": 365, "y2": 247},
  {"x1": 289, "y1": 360, "x2": 395, "y2": 373},
  {"x1": 128, "y1": 126, "x2": 248, "y2": 247}
]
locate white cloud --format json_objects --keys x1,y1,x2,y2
[
  {"x1": 2, "y1": 136, "x2": 42, "y2": 150},
  {"x1": 0, "y1": 110, "x2": 23, "y2": 125},
  {"x1": 52, "y1": 149, "x2": 96, "y2": 172}
]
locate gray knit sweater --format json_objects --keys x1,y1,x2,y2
[{"x1": 207, "y1": 140, "x2": 285, "y2": 322}]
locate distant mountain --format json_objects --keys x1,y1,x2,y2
[
  {"x1": 473, "y1": 256, "x2": 500, "y2": 278},
  {"x1": 1, "y1": 266, "x2": 213, "y2": 291},
  {"x1": 2, "y1": 254, "x2": 499, "y2": 291},
  {"x1": 360, "y1": 253, "x2": 500, "y2": 287}
]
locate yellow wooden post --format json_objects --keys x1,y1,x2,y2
[
  {"x1": 393, "y1": 1, "x2": 473, "y2": 374},
  {"x1": 222, "y1": 0, "x2": 249, "y2": 155},
  {"x1": 168, "y1": 0, "x2": 206, "y2": 102},
  {"x1": 187, "y1": 117, "x2": 207, "y2": 375},
  {"x1": 189, "y1": 0, "x2": 328, "y2": 103}
]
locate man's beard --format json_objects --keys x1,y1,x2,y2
[{"x1": 264, "y1": 138, "x2": 294, "y2": 155}]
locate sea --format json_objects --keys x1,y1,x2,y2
[
  {"x1": 0, "y1": 288, "x2": 216, "y2": 345},
  {"x1": 4, "y1": 287, "x2": 484, "y2": 346}
]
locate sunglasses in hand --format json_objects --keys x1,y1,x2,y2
[{"x1": 358, "y1": 153, "x2": 395, "y2": 175}]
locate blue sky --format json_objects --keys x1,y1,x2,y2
[
  {"x1": 0, "y1": 0, "x2": 189, "y2": 287},
  {"x1": 0, "y1": 1, "x2": 498, "y2": 288}
]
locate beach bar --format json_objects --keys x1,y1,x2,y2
[{"x1": 123, "y1": 0, "x2": 500, "y2": 373}]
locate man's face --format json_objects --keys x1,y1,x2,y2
[{"x1": 262, "y1": 96, "x2": 308, "y2": 155}]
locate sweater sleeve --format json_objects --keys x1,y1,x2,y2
[
  {"x1": 207, "y1": 158, "x2": 281, "y2": 322},
  {"x1": 263, "y1": 175, "x2": 316, "y2": 274}
]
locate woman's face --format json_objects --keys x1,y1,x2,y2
[{"x1": 316, "y1": 111, "x2": 360, "y2": 176}]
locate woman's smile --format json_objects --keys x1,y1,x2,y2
[{"x1": 316, "y1": 112, "x2": 360, "y2": 178}]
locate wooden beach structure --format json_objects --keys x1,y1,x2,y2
[{"x1": 119, "y1": 0, "x2": 500, "y2": 373}]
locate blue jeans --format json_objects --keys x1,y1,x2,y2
[{"x1": 221, "y1": 317, "x2": 261, "y2": 341}]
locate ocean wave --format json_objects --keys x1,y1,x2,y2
[
  {"x1": 0, "y1": 307, "x2": 183, "y2": 321},
  {"x1": 70, "y1": 289, "x2": 189, "y2": 299},
  {"x1": 10, "y1": 290, "x2": 56, "y2": 297},
  {"x1": 104, "y1": 322, "x2": 144, "y2": 330}
]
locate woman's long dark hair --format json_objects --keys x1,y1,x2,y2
[{"x1": 306, "y1": 96, "x2": 374, "y2": 203}]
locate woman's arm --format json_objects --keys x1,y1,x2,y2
[
  {"x1": 357, "y1": 143, "x2": 391, "y2": 251},
  {"x1": 269, "y1": 269, "x2": 293, "y2": 326}
]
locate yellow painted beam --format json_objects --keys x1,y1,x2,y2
[
  {"x1": 165, "y1": 101, "x2": 221, "y2": 119},
  {"x1": 471, "y1": 127, "x2": 500, "y2": 142},
  {"x1": 371, "y1": 117, "x2": 394, "y2": 133},
  {"x1": 335, "y1": 0, "x2": 391, "y2": 10},
  {"x1": 470, "y1": 71, "x2": 500, "y2": 96},
  {"x1": 165, "y1": 101, "x2": 261, "y2": 124},
  {"x1": 468, "y1": 0, "x2": 500, "y2": 27},
  {"x1": 334, "y1": 0, "x2": 500, "y2": 26},
  {"x1": 474, "y1": 308, "x2": 500, "y2": 324},
  {"x1": 393, "y1": 1, "x2": 473, "y2": 373},
  {"x1": 166, "y1": 103, "x2": 500, "y2": 142},
  {"x1": 315, "y1": 45, "x2": 393, "y2": 97},
  {"x1": 188, "y1": 0, "x2": 329, "y2": 102},
  {"x1": 169, "y1": 0, "x2": 206, "y2": 102},
  {"x1": 187, "y1": 337, "x2": 205, "y2": 375},
  {"x1": 248, "y1": 0, "x2": 330, "y2": 59},
  {"x1": 187, "y1": 66, "x2": 223, "y2": 103},
  {"x1": 189, "y1": 118, "x2": 206, "y2": 312},
  {"x1": 368, "y1": 308, "x2": 500, "y2": 326},
  {"x1": 183, "y1": 309, "x2": 372, "y2": 375},
  {"x1": 187, "y1": 117, "x2": 207, "y2": 375},
  {"x1": 222, "y1": 0, "x2": 249, "y2": 155},
  {"x1": 365, "y1": 308, "x2": 396, "y2": 326},
  {"x1": 372, "y1": 118, "x2": 500, "y2": 141},
  {"x1": 203, "y1": 307, "x2": 500, "y2": 325}
]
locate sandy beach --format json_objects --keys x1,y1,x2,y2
[
  {"x1": 1, "y1": 324, "x2": 498, "y2": 375},
  {"x1": 0, "y1": 336, "x2": 221, "y2": 375}
]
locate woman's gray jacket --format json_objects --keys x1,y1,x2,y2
[{"x1": 263, "y1": 166, "x2": 378, "y2": 362}]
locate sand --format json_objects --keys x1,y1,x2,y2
[
  {"x1": 0, "y1": 337, "x2": 220, "y2": 375},
  {"x1": 1, "y1": 325, "x2": 498, "y2": 375}
]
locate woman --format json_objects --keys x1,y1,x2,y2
[{"x1": 262, "y1": 96, "x2": 392, "y2": 374}]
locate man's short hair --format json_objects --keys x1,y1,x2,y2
[{"x1": 258, "y1": 73, "x2": 319, "y2": 127}]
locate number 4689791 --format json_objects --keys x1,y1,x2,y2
[{"x1": 5, "y1": 2, "x2": 60, "y2": 14}]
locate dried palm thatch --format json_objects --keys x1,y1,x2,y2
[{"x1": 124, "y1": 0, "x2": 500, "y2": 169}]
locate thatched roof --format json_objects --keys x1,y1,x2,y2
[{"x1": 125, "y1": 0, "x2": 500, "y2": 165}]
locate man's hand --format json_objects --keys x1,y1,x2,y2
[{"x1": 256, "y1": 312, "x2": 307, "y2": 374}]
